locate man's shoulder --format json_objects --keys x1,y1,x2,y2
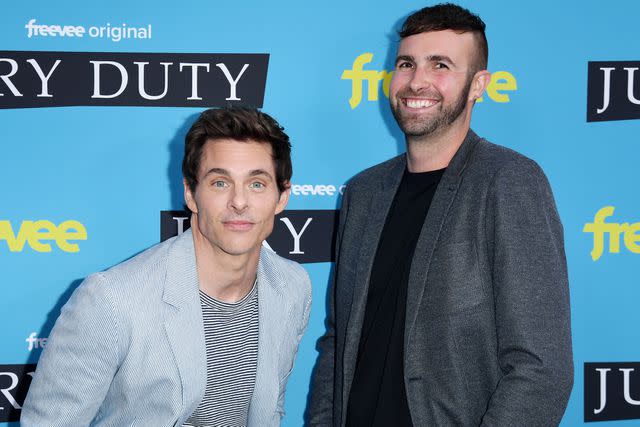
[
  {"x1": 473, "y1": 138, "x2": 544, "y2": 176},
  {"x1": 87, "y1": 233, "x2": 182, "y2": 294},
  {"x1": 347, "y1": 154, "x2": 405, "y2": 190},
  {"x1": 259, "y1": 246, "x2": 311, "y2": 297}
]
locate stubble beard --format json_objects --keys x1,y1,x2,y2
[{"x1": 391, "y1": 76, "x2": 473, "y2": 139}]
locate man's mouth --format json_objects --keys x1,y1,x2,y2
[
  {"x1": 222, "y1": 220, "x2": 255, "y2": 231},
  {"x1": 402, "y1": 98, "x2": 439, "y2": 109}
]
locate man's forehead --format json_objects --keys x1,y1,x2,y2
[
  {"x1": 397, "y1": 29, "x2": 476, "y2": 56},
  {"x1": 199, "y1": 138, "x2": 276, "y2": 174}
]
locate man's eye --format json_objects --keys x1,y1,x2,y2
[
  {"x1": 397, "y1": 61, "x2": 413, "y2": 69},
  {"x1": 212, "y1": 181, "x2": 228, "y2": 188},
  {"x1": 435, "y1": 62, "x2": 449, "y2": 70},
  {"x1": 250, "y1": 182, "x2": 265, "y2": 189}
]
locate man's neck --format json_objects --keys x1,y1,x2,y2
[
  {"x1": 190, "y1": 218, "x2": 260, "y2": 303},
  {"x1": 405, "y1": 115, "x2": 470, "y2": 173}
]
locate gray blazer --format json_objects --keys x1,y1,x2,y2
[
  {"x1": 21, "y1": 229, "x2": 311, "y2": 427},
  {"x1": 308, "y1": 130, "x2": 573, "y2": 426}
]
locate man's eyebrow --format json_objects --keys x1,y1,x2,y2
[
  {"x1": 248, "y1": 169, "x2": 274, "y2": 180},
  {"x1": 426, "y1": 54, "x2": 455, "y2": 66},
  {"x1": 202, "y1": 168, "x2": 274, "y2": 180},
  {"x1": 395, "y1": 55, "x2": 414, "y2": 64},
  {"x1": 203, "y1": 167, "x2": 230, "y2": 178}
]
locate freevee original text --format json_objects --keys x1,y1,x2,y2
[{"x1": 0, "y1": 51, "x2": 269, "y2": 109}]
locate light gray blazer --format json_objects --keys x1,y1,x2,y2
[
  {"x1": 21, "y1": 229, "x2": 312, "y2": 427},
  {"x1": 308, "y1": 130, "x2": 573, "y2": 426}
]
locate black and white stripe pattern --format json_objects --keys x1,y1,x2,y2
[{"x1": 184, "y1": 281, "x2": 259, "y2": 427}]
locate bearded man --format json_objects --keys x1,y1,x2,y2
[{"x1": 307, "y1": 4, "x2": 573, "y2": 426}]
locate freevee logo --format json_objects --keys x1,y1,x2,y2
[
  {"x1": 587, "y1": 61, "x2": 640, "y2": 122},
  {"x1": 25, "y1": 19, "x2": 152, "y2": 43},
  {"x1": 0, "y1": 364, "x2": 36, "y2": 422},
  {"x1": 291, "y1": 184, "x2": 346, "y2": 197},
  {"x1": 0, "y1": 51, "x2": 268, "y2": 109},
  {"x1": 160, "y1": 210, "x2": 338, "y2": 263},
  {"x1": 583, "y1": 206, "x2": 640, "y2": 261},
  {"x1": 342, "y1": 53, "x2": 517, "y2": 109},
  {"x1": 585, "y1": 362, "x2": 640, "y2": 422},
  {"x1": 0, "y1": 220, "x2": 87, "y2": 252}
]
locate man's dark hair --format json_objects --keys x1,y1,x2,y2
[
  {"x1": 183, "y1": 107, "x2": 292, "y2": 194},
  {"x1": 399, "y1": 3, "x2": 488, "y2": 72}
]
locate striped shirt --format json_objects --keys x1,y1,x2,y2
[{"x1": 184, "y1": 280, "x2": 259, "y2": 427}]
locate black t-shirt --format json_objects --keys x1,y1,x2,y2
[{"x1": 346, "y1": 167, "x2": 445, "y2": 427}]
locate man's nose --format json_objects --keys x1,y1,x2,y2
[
  {"x1": 409, "y1": 65, "x2": 433, "y2": 93},
  {"x1": 229, "y1": 186, "x2": 248, "y2": 212}
]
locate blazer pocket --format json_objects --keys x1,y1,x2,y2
[{"x1": 426, "y1": 240, "x2": 485, "y2": 315}]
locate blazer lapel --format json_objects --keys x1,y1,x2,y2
[
  {"x1": 248, "y1": 246, "x2": 286, "y2": 424},
  {"x1": 162, "y1": 229, "x2": 207, "y2": 420},
  {"x1": 342, "y1": 155, "x2": 406, "y2": 411},
  {"x1": 404, "y1": 130, "x2": 481, "y2": 350}
]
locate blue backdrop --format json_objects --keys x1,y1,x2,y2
[{"x1": 2, "y1": 1, "x2": 639, "y2": 426}]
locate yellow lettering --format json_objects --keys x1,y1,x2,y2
[
  {"x1": 0, "y1": 219, "x2": 87, "y2": 253},
  {"x1": 28, "y1": 220, "x2": 56, "y2": 252},
  {"x1": 0, "y1": 220, "x2": 29, "y2": 251},
  {"x1": 342, "y1": 53, "x2": 376, "y2": 109},
  {"x1": 485, "y1": 71, "x2": 517, "y2": 103},
  {"x1": 623, "y1": 222, "x2": 640, "y2": 254},
  {"x1": 382, "y1": 71, "x2": 393, "y2": 98},
  {"x1": 57, "y1": 220, "x2": 88, "y2": 253},
  {"x1": 583, "y1": 206, "x2": 616, "y2": 261}
]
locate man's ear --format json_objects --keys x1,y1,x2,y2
[
  {"x1": 469, "y1": 70, "x2": 491, "y2": 102},
  {"x1": 275, "y1": 183, "x2": 291, "y2": 215},
  {"x1": 183, "y1": 179, "x2": 198, "y2": 213}
]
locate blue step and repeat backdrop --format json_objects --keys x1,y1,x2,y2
[{"x1": 1, "y1": 1, "x2": 639, "y2": 426}]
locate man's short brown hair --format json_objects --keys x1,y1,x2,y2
[
  {"x1": 182, "y1": 108, "x2": 292, "y2": 194},
  {"x1": 399, "y1": 3, "x2": 488, "y2": 72}
]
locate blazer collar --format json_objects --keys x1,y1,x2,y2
[
  {"x1": 162, "y1": 229, "x2": 207, "y2": 423},
  {"x1": 248, "y1": 245, "x2": 288, "y2": 423},
  {"x1": 403, "y1": 129, "x2": 481, "y2": 349},
  {"x1": 162, "y1": 234, "x2": 288, "y2": 424}
]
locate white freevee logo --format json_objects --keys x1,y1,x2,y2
[
  {"x1": 25, "y1": 19, "x2": 152, "y2": 42},
  {"x1": 25, "y1": 332, "x2": 47, "y2": 351}
]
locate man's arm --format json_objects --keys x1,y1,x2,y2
[
  {"x1": 306, "y1": 186, "x2": 351, "y2": 426},
  {"x1": 480, "y1": 158, "x2": 573, "y2": 426},
  {"x1": 21, "y1": 273, "x2": 121, "y2": 427}
]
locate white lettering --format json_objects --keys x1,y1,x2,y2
[
  {"x1": 172, "y1": 216, "x2": 189, "y2": 235},
  {"x1": 620, "y1": 368, "x2": 640, "y2": 406},
  {"x1": 597, "y1": 67, "x2": 615, "y2": 114},
  {"x1": 215, "y1": 63, "x2": 249, "y2": 101},
  {"x1": 0, "y1": 59, "x2": 24, "y2": 97},
  {"x1": 26, "y1": 59, "x2": 61, "y2": 97},
  {"x1": 90, "y1": 61, "x2": 128, "y2": 99},
  {"x1": 135, "y1": 61, "x2": 172, "y2": 100},
  {"x1": 179, "y1": 63, "x2": 210, "y2": 100},
  {"x1": 0, "y1": 372, "x2": 21, "y2": 410},
  {"x1": 279, "y1": 217, "x2": 312, "y2": 254},
  {"x1": 594, "y1": 368, "x2": 611, "y2": 414},
  {"x1": 624, "y1": 67, "x2": 640, "y2": 105}
]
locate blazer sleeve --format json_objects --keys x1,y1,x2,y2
[
  {"x1": 480, "y1": 159, "x2": 573, "y2": 426},
  {"x1": 21, "y1": 273, "x2": 121, "y2": 427},
  {"x1": 306, "y1": 185, "x2": 351, "y2": 426}
]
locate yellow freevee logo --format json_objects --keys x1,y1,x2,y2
[
  {"x1": 342, "y1": 53, "x2": 518, "y2": 109},
  {"x1": 583, "y1": 206, "x2": 640, "y2": 261},
  {"x1": 0, "y1": 220, "x2": 87, "y2": 252}
]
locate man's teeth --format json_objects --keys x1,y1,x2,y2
[{"x1": 406, "y1": 99, "x2": 436, "y2": 108}]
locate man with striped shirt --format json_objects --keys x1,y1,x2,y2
[{"x1": 22, "y1": 108, "x2": 312, "y2": 427}]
